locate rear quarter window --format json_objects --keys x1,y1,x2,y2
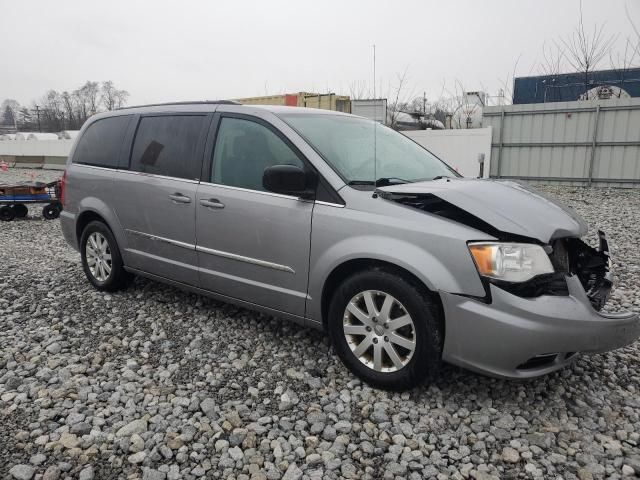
[{"x1": 72, "y1": 115, "x2": 130, "y2": 168}]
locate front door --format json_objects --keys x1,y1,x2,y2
[
  {"x1": 111, "y1": 113, "x2": 209, "y2": 286},
  {"x1": 195, "y1": 114, "x2": 314, "y2": 316}
]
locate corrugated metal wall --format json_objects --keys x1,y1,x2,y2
[{"x1": 483, "y1": 98, "x2": 640, "y2": 187}]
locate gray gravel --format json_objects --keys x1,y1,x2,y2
[{"x1": 1, "y1": 169, "x2": 639, "y2": 479}]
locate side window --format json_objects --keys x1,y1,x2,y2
[
  {"x1": 211, "y1": 117, "x2": 304, "y2": 191},
  {"x1": 73, "y1": 115, "x2": 130, "y2": 168},
  {"x1": 130, "y1": 115, "x2": 206, "y2": 180}
]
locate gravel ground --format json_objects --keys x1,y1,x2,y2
[{"x1": 1, "y1": 169, "x2": 639, "y2": 480}]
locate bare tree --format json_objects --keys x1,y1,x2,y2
[
  {"x1": 539, "y1": 40, "x2": 566, "y2": 76},
  {"x1": 61, "y1": 91, "x2": 78, "y2": 128},
  {"x1": 39, "y1": 90, "x2": 66, "y2": 131},
  {"x1": 17, "y1": 107, "x2": 34, "y2": 130},
  {"x1": 626, "y1": 2, "x2": 640, "y2": 44},
  {"x1": 101, "y1": 81, "x2": 130, "y2": 110},
  {"x1": 386, "y1": 67, "x2": 414, "y2": 129},
  {"x1": 495, "y1": 54, "x2": 522, "y2": 105},
  {"x1": 608, "y1": 37, "x2": 640, "y2": 97},
  {"x1": 71, "y1": 81, "x2": 100, "y2": 124},
  {"x1": 348, "y1": 80, "x2": 370, "y2": 100},
  {"x1": 11, "y1": 80, "x2": 130, "y2": 132},
  {"x1": 1, "y1": 99, "x2": 20, "y2": 127},
  {"x1": 74, "y1": 81, "x2": 101, "y2": 116},
  {"x1": 560, "y1": 0, "x2": 617, "y2": 96},
  {"x1": 419, "y1": 82, "x2": 454, "y2": 125}
]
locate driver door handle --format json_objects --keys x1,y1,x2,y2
[
  {"x1": 168, "y1": 193, "x2": 191, "y2": 204},
  {"x1": 200, "y1": 198, "x2": 225, "y2": 209}
]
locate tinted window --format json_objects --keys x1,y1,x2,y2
[
  {"x1": 130, "y1": 115, "x2": 206, "y2": 180},
  {"x1": 212, "y1": 117, "x2": 304, "y2": 191},
  {"x1": 73, "y1": 115, "x2": 130, "y2": 168}
]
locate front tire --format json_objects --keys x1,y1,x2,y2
[
  {"x1": 80, "y1": 221, "x2": 130, "y2": 291},
  {"x1": 328, "y1": 268, "x2": 443, "y2": 390}
]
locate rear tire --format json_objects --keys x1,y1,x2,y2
[
  {"x1": 0, "y1": 205, "x2": 15, "y2": 222},
  {"x1": 80, "y1": 220, "x2": 130, "y2": 291},
  {"x1": 328, "y1": 268, "x2": 443, "y2": 390},
  {"x1": 13, "y1": 204, "x2": 28, "y2": 218}
]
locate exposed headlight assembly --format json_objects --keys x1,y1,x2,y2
[{"x1": 468, "y1": 242, "x2": 554, "y2": 283}]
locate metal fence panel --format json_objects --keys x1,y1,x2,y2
[{"x1": 484, "y1": 98, "x2": 640, "y2": 187}]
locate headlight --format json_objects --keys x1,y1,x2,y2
[{"x1": 468, "y1": 242, "x2": 554, "y2": 283}]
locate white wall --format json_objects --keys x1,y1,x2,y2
[
  {"x1": 0, "y1": 139, "x2": 73, "y2": 157},
  {"x1": 403, "y1": 127, "x2": 492, "y2": 178}
]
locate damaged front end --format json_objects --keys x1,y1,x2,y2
[
  {"x1": 377, "y1": 188, "x2": 614, "y2": 311},
  {"x1": 375, "y1": 180, "x2": 639, "y2": 378},
  {"x1": 553, "y1": 232, "x2": 613, "y2": 311}
]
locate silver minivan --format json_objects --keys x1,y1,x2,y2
[{"x1": 60, "y1": 101, "x2": 640, "y2": 390}]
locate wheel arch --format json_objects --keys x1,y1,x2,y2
[
  {"x1": 73, "y1": 195, "x2": 125, "y2": 246},
  {"x1": 320, "y1": 258, "x2": 445, "y2": 336},
  {"x1": 76, "y1": 210, "x2": 111, "y2": 243}
]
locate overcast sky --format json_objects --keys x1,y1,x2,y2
[{"x1": 2, "y1": 0, "x2": 639, "y2": 107}]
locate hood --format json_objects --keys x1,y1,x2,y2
[{"x1": 377, "y1": 178, "x2": 587, "y2": 243}]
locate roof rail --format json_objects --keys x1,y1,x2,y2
[{"x1": 116, "y1": 100, "x2": 241, "y2": 110}]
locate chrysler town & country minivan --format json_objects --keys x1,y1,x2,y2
[{"x1": 59, "y1": 101, "x2": 640, "y2": 390}]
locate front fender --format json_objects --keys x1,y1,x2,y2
[{"x1": 307, "y1": 233, "x2": 485, "y2": 323}]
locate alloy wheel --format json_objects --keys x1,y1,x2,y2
[
  {"x1": 343, "y1": 290, "x2": 416, "y2": 372},
  {"x1": 86, "y1": 232, "x2": 112, "y2": 282}
]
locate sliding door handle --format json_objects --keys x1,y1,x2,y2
[
  {"x1": 168, "y1": 193, "x2": 191, "y2": 204},
  {"x1": 200, "y1": 198, "x2": 225, "y2": 209}
]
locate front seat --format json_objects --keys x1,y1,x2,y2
[{"x1": 221, "y1": 131, "x2": 273, "y2": 191}]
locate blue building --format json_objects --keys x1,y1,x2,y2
[{"x1": 513, "y1": 68, "x2": 640, "y2": 104}]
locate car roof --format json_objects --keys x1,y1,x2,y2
[
  {"x1": 90, "y1": 101, "x2": 356, "y2": 122},
  {"x1": 116, "y1": 101, "x2": 351, "y2": 115}
]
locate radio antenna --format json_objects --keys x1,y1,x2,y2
[
  {"x1": 373, "y1": 43, "x2": 377, "y2": 189},
  {"x1": 373, "y1": 44, "x2": 376, "y2": 99}
]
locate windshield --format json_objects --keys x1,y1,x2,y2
[{"x1": 280, "y1": 113, "x2": 458, "y2": 186}]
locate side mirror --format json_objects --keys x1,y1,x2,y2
[{"x1": 263, "y1": 165, "x2": 315, "y2": 198}]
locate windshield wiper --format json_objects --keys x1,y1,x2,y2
[
  {"x1": 431, "y1": 175, "x2": 452, "y2": 180},
  {"x1": 347, "y1": 177, "x2": 412, "y2": 187},
  {"x1": 375, "y1": 177, "x2": 411, "y2": 186},
  {"x1": 347, "y1": 180, "x2": 375, "y2": 186}
]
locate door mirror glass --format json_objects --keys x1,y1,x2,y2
[{"x1": 263, "y1": 165, "x2": 314, "y2": 197}]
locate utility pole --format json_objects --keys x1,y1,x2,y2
[
  {"x1": 372, "y1": 44, "x2": 376, "y2": 99},
  {"x1": 34, "y1": 105, "x2": 41, "y2": 132},
  {"x1": 423, "y1": 91, "x2": 426, "y2": 114}
]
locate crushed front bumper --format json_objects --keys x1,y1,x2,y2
[{"x1": 440, "y1": 274, "x2": 640, "y2": 379}]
